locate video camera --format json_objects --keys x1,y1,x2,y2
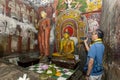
[{"x1": 80, "y1": 37, "x2": 87, "y2": 40}]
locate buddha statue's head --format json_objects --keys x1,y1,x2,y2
[
  {"x1": 63, "y1": 32, "x2": 70, "y2": 39},
  {"x1": 40, "y1": 11, "x2": 47, "y2": 19}
]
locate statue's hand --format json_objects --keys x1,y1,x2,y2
[
  {"x1": 66, "y1": 52, "x2": 71, "y2": 55},
  {"x1": 62, "y1": 53, "x2": 67, "y2": 56},
  {"x1": 66, "y1": 53, "x2": 74, "y2": 59},
  {"x1": 59, "y1": 51, "x2": 62, "y2": 55},
  {"x1": 63, "y1": 52, "x2": 71, "y2": 57}
]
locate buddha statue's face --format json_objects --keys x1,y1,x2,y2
[
  {"x1": 63, "y1": 33, "x2": 70, "y2": 39},
  {"x1": 41, "y1": 11, "x2": 47, "y2": 18}
]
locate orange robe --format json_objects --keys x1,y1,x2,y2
[{"x1": 38, "y1": 18, "x2": 51, "y2": 56}]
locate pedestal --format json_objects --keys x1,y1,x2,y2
[
  {"x1": 18, "y1": 57, "x2": 39, "y2": 67},
  {"x1": 51, "y1": 56, "x2": 80, "y2": 70}
]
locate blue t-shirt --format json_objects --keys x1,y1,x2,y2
[{"x1": 87, "y1": 42, "x2": 105, "y2": 76}]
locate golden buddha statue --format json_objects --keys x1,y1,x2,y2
[{"x1": 53, "y1": 32, "x2": 75, "y2": 59}]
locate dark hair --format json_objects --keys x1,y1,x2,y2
[{"x1": 96, "y1": 29, "x2": 104, "y2": 39}]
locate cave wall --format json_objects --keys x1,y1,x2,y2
[
  {"x1": 101, "y1": 0, "x2": 120, "y2": 62},
  {"x1": 100, "y1": 0, "x2": 120, "y2": 79},
  {"x1": 0, "y1": 0, "x2": 38, "y2": 56}
]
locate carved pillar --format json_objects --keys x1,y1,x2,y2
[
  {"x1": 27, "y1": 31, "x2": 30, "y2": 52},
  {"x1": 27, "y1": 37, "x2": 30, "y2": 52},
  {"x1": 16, "y1": 25, "x2": 22, "y2": 53},
  {"x1": 17, "y1": 35, "x2": 22, "y2": 53},
  {"x1": 8, "y1": 35, "x2": 12, "y2": 53}
]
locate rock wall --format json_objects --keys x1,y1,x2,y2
[
  {"x1": 0, "y1": 0, "x2": 38, "y2": 56},
  {"x1": 100, "y1": 0, "x2": 120, "y2": 79},
  {"x1": 101, "y1": 0, "x2": 120, "y2": 59}
]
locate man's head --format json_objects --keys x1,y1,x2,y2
[{"x1": 92, "y1": 29, "x2": 104, "y2": 41}]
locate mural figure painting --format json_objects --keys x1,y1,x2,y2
[{"x1": 88, "y1": 18, "x2": 99, "y2": 32}]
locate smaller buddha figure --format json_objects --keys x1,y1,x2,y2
[
  {"x1": 15, "y1": 3, "x2": 20, "y2": 20},
  {"x1": 0, "y1": 0, "x2": 6, "y2": 15},
  {"x1": 30, "y1": 9, "x2": 35, "y2": 23},
  {"x1": 0, "y1": 3, "x2": 3, "y2": 14},
  {"x1": 8, "y1": 0, "x2": 16, "y2": 18},
  {"x1": 21, "y1": 4, "x2": 29, "y2": 23},
  {"x1": 96, "y1": 0, "x2": 102, "y2": 9},
  {"x1": 86, "y1": 0, "x2": 102, "y2": 12}
]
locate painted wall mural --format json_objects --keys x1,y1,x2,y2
[
  {"x1": 82, "y1": 11, "x2": 101, "y2": 33},
  {"x1": 57, "y1": 0, "x2": 87, "y2": 14},
  {"x1": 29, "y1": 0, "x2": 102, "y2": 54},
  {"x1": 0, "y1": 0, "x2": 38, "y2": 54},
  {"x1": 86, "y1": 0, "x2": 102, "y2": 12},
  {"x1": 57, "y1": 0, "x2": 102, "y2": 14},
  {"x1": 0, "y1": 0, "x2": 103, "y2": 55}
]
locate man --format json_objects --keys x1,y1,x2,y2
[{"x1": 84, "y1": 29, "x2": 105, "y2": 80}]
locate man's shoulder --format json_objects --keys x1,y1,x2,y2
[
  {"x1": 90, "y1": 44, "x2": 96, "y2": 49},
  {"x1": 91, "y1": 42, "x2": 104, "y2": 47}
]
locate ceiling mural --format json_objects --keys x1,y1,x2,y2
[
  {"x1": 86, "y1": 0, "x2": 102, "y2": 12},
  {"x1": 57, "y1": 0, "x2": 87, "y2": 14},
  {"x1": 25, "y1": 0, "x2": 54, "y2": 8},
  {"x1": 57, "y1": 0, "x2": 102, "y2": 14},
  {"x1": 3, "y1": 0, "x2": 102, "y2": 17}
]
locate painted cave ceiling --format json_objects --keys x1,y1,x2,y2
[{"x1": 25, "y1": 0, "x2": 102, "y2": 13}]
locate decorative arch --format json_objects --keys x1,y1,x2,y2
[{"x1": 60, "y1": 19, "x2": 78, "y2": 38}]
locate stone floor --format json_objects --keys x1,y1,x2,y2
[
  {"x1": 0, "y1": 51, "x2": 84, "y2": 80},
  {"x1": 0, "y1": 59, "x2": 39, "y2": 80},
  {"x1": 2, "y1": 51, "x2": 119, "y2": 80},
  {"x1": 0, "y1": 52, "x2": 40, "y2": 80}
]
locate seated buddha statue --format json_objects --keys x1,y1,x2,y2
[{"x1": 53, "y1": 32, "x2": 75, "y2": 59}]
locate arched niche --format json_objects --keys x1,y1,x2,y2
[{"x1": 55, "y1": 9, "x2": 85, "y2": 51}]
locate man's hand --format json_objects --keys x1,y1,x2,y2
[
  {"x1": 83, "y1": 37, "x2": 89, "y2": 51},
  {"x1": 84, "y1": 37, "x2": 88, "y2": 43}
]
